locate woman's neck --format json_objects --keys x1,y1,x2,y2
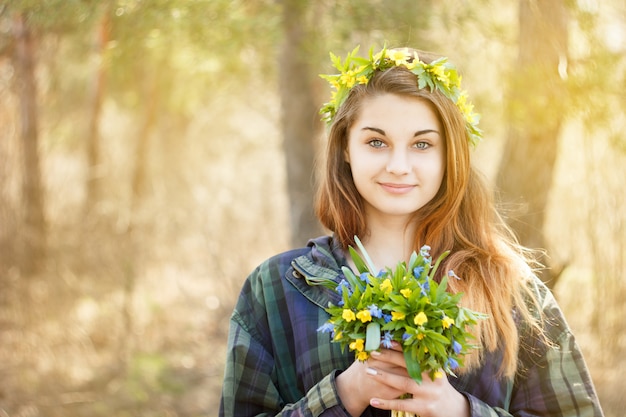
[{"x1": 354, "y1": 218, "x2": 417, "y2": 272}]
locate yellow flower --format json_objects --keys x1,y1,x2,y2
[
  {"x1": 356, "y1": 351, "x2": 369, "y2": 361},
  {"x1": 428, "y1": 64, "x2": 450, "y2": 87},
  {"x1": 456, "y1": 91, "x2": 477, "y2": 123},
  {"x1": 400, "y1": 288, "x2": 412, "y2": 298},
  {"x1": 356, "y1": 310, "x2": 372, "y2": 323},
  {"x1": 391, "y1": 311, "x2": 406, "y2": 321},
  {"x1": 414, "y1": 311, "x2": 428, "y2": 326},
  {"x1": 320, "y1": 46, "x2": 483, "y2": 144},
  {"x1": 388, "y1": 49, "x2": 409, "y2": 66},
  {"x1": 442, "y1": 316, "x2": 454, "y2": 329},
  {"x1": 349, "y1": 338, "x2": 364, "y2": 352},
  {"x1": 456, "y1": 91, "x2": 469, "y2": 109},
  {"x1": 380, "y1": 278, "x2": 393, "y2": 294},
  {"x1": 404, "y1": 51, "x2": 420, "y2": 70},
  {"x1": 417, "y1": 333, "x2": 425, "y2": 340},
  {"x1": 433, "y1": 370, "x2": 444, "y2": 379},
  {"x1": 339, "y1": 70, "x2": 357, "y2": 88},
  {"x1": 334, "y1": 331, "x2": 342, "y2": 341},
  {"x1": 342, "y1": 309, "x2": 356, "y2": 322}
]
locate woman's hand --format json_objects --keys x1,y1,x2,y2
[
  {"x1": 366, "y1": 343, "x2": 470, "y2": 417},
  {"x1": 336, "y1": 343, "x2": 408, "y2": 416},
  {"x1": 336, "y1": 342, "x2": 470, "y2": 417}
]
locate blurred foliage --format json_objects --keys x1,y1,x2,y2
[{"x1": 0, "y1": 0, "x2": 624, "y2": 416}]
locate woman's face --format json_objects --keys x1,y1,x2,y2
[{"x1": 346, "y1": 93, "x2": 445, "y2": 226}]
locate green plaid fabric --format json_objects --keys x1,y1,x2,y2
[{"x1": 219, "y1": 236, "x2": 604, "y2": 417}]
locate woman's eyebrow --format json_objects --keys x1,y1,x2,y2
[
  {"x1": 361, "y1": 126, "x2": 386, "y2": 136},
  {"x1": 414, "y1": 129, "x2": 439, "y2": 137},
  {"x1": 361, "y1": 127, "x2": 440, "y2": 137}
]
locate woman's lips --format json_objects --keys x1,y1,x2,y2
[{"x1": 379, "y1": 182, "x2": 416, "y2": 194}]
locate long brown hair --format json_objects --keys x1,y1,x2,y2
[{"x1": 315, "y1": 49, "x2": 543, "y2": 379}]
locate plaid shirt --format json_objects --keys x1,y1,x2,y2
[{"x1": 220, "y1": 236, "x2": 604, "y2": 417}]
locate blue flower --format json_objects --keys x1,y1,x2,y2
[
  {"x1": 317, "y1": 323, "x2": 335, "y2": 333},
  {"x1": 368, "y1": 304, "x2": 383, "y2": 318},
  {"x1": 452, "y1": 340, "x2": 462, "y2": 355},
  {"x1": 336, "y1": 279, "x2": 352, "y2": 297},
  {"x1": 376, "y1": 269, "x2": 386, "y2": 278},
  {"x1": 359, "y1": 272, "x2": 371, "y2": 284},
  {"x1": 447, "y1": 357, "x2": 459, "y2": 370},
  {"x1": 402, "y1": 332, "x2": 411, "y2": 341},
  {"x1": 383, "y1": 313, "x2": 393, "y2": 323},
  {"x1": 413, "y1": 266, "x2": 425, "y2": 277},
  {"x1": 418, "y1": 279, "x2": 430, "y2": 297},
  {"x1": 448, "y1": 270, "x2": 461, "y2": 280},
  {"x1": 381, "y1": 331, "x2": 393, "y2": 348},
  {"x1": 420, "y1": 245, "x2": 431, "y2": 258}
]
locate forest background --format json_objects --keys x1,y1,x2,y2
[{"x1": 1, "y1": 0, "x2": 625, "y2": 416}]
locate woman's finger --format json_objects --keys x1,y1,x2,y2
[
  {"x1": 365, "y1": 364, "x2": 417, "y2": 393},
  {"x1": 368, "y1": 348, "x2": 407, "y2": 369}
]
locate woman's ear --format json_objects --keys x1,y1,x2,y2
[{"x1": 344, "y1": 148, "x2": 350, "y2": 164}]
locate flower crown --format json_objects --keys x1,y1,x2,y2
[{"x1": 319, "y1": 46, "x2": 482, "y2": 147}]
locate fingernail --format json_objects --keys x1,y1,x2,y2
[
  {"x1": 366, "y1": 367, "x2": 378, "y2": 376},
  {"x1": 370, "y1": 350, "x2": 381, "y2": 356},
  {"x1": 370, "y1": 399, "x2": 381, "y2": 406}
]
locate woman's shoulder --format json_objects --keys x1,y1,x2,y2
[
  {"x1": 522, "y1": 274, "x2": 561, "y2": 320},
  {"x1": 232, "y1": 235, "x2": 343, "y2": 321},
  {"x1": 246, "y1": 235, "x2": 342, "y2": 282},
  {"x1": 516, "y1": 273, "x2": 574, "y2": 357}
]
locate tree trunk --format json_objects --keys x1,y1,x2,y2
[
  {"x1": 13, "y1": 13, "x2": 46, "y2": 275},
  {"x1": 85, "y1": 5, "x2": 112, "y2": 215},
  {"x1": 279, "y1": 0, "x2": 323, "y2": 247},
  {"x1": 131, "y1": 66, "x2": 160, "y2": 209},
  {"x1": 496, "y1": 0, "x2": 569, "y2": 289}
]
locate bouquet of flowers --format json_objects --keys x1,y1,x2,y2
[{"x1": 318, "y1": 237, "x2": 487, "y2": 416}]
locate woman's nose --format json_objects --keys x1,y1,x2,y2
[{"x1": 385, "y1": 149, "x2": 411, "y2": 175}]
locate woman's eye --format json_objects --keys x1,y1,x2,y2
[
  {"x1": 414, "y1": 141, "x2": 430, "y2": 150},
  {"x1": 368, "y1": 139, "x2": 386, "y2": 148}
]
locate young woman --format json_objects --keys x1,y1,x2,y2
[{"x1": 219, "y1": 47, "x2": 604, "y2": 417}]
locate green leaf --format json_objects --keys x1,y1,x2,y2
[
  {"x1": 428, "y1": 250, "x2": 450, "y2": 280},
  {"x1": 348, "y1": 246, "x2": 370, "y2": 274},
  {"x1": 387, "y1": 293, "x2": 407, "y2": 307},
  {"x1": 435, "y1": 275, "x2": 449, "y2": 302},
  {"x1": 330, "y1": 52, "x2": 341, "y2": 70},
  {"x1": 341, "y1": 266, "x2": 363, "y2": 292},
  {"x1": 408, "y1": 251, "x2": 418, "y2": 271},
  {"x1": 430, "y1": 340, "x2": 448, "y2": 358},
  {"x1": 302, "y1": 275, "x2": 341, "y2": 290},
  {"x1": 404, "y1": 349, "x2": 422, "y2": 384},
  {"x1": 423, "y1": 330, "x2": 450, "y2": 344},
  {"x1": 392, "y1": 262, "x2": 406, "y2": 288},
  {"x1": 354, "y1": 236, "x2": 378, "y2": 273},
  {"x1": 365, "y1": 322, "x2": 381, "y2": 351}
]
